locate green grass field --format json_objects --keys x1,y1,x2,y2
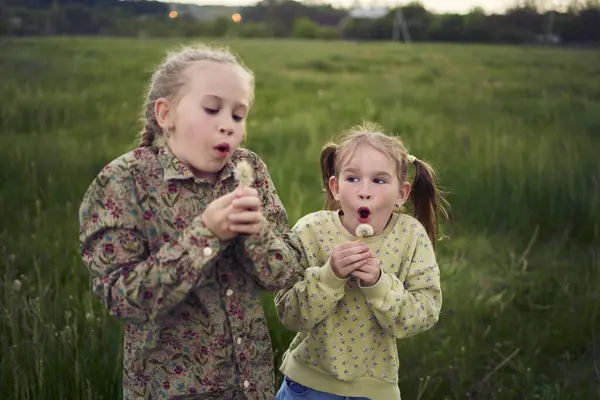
[{"x1": 1, "y1": 37, "x2": 599, "y2": 400}]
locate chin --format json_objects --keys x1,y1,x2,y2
[{"x1": 202, "y1": 156, "x2": 229, "y2": 169}]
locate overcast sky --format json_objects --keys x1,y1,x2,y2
[{"x1": 161, "y1": 0, "x2": 512, "y2": 14}]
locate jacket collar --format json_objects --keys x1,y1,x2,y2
[{"x1": 156, "y1": 144, "x2": 235, "y2": 183}]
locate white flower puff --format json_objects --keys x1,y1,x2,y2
[
  {"x1": 355, "y1": 223, "x2": 374, "y2": 239},
  {"x1": 234, "y1": 160, "x2": 254, "y2": 187}
]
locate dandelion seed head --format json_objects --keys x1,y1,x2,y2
[
  {"x1": 355, "y1": 224, "x2": 374, "y2": 238},
  {"x1": 234, "y1": 160, "x2": 254, "y2": 187}
]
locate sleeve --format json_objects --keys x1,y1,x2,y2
[
  {"x1": 359, "y1": 226, "x2": 442, "y2": 339},
  {"x1": 273, "y1": 226, "x2": 348, "y2": 333},
  {"x1": 78, "y1": 165, "x2": 223, "y2": 324},
  {"x1": 236, "y1": 155, "x2": 304, "y2": 291}
]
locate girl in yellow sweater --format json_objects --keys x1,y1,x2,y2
[{"x1": 275, "y1": 121, "x2": 449, "y2": 400}]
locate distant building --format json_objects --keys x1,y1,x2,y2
[{"x1": 347, "y1": 8, "x2": 388, "y2": 20}]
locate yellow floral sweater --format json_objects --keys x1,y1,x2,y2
[{"x1": 275, "y1": 210, "x2": 442, "y2": 400}]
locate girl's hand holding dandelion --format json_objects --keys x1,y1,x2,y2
[
  {"x1": 229, "y1": 187, "x2": 262, "y2": 235},
  {"x1": 229, "y1": 160, "x2": 262, "y2": 236},
  {"x1": 351, "y1": 223, "x2": 381, "y2": 286},
  {"x1": 199, "y1": 191, "x2": 243, "y2": 241},
  {"x1": 352, "y1": 254, "x2": 381, "y2": 287},
  {"x1": 199, "y1": 161, "x2": 262, "y2": 240},
  {"x1": 330, "y1": 241, "x2": 371, "y2": 279}
]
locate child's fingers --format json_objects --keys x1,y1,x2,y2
[
  {"x1": 337, "y1": 245, "x2": 369, "y2": 260},
  {"x1": 343, "y1": 258, "x2": 369, "y2": 274},
  {"x1": 230, "y1": 221, "x2": 261, "y2": 234},
  {"x1": 209, "y1": 191, "x2": 238, "y2": 211},
  {"x1": 228, "y1": 211, "x2": 262, "y2": 224},
  {"x1": 234, "y1": 186, "x2": 259, "y2": 198},
  {"x1": 354, "y1": 257, "x2": 379, "y2": 273},
  {"x1": 339, "y1": 252, "x2": 369, "y2": 269},
  {"x1": 336, "y1": 241, "x2": 368, "y2": 251},
  {"x1": 222, "y1": 203, "x2": 237, "y2": 217},
  {"x1": 232, "y1": 195, "x2": 260, "y2": 211},
  {"x1": 350, "y1": 270, "x2": 370, "y2": 282}
]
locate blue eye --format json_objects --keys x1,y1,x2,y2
[
  {"x1": 346, "y1": 176, "x2": 358, "y2": 183},
  {"x1": 233, "y1": 114, "x2": 243, "y2": 122},
  {"x1": 374, "y1": 178, "x2": 387, "y2": 184}
]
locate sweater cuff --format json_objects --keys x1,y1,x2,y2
[
  {"x1": 319, "y1": 261, "x2": 348, "y2": 293},
  {"x1": 360, "y1": 272, "x2": 393, "y2": 302}
]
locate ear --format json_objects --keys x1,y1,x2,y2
[
  {"x1": 328, "y1": 175, "x2": 339, "y2": 201},
  {"x1": 154, "y1": 97, "x2": 174, "y2": 130},
  {"x1": 397, "y1": 182, "x2": 411, "y2": 207}
]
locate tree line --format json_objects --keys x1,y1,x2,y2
[{"x1": 2, "y1": 0, "x2": 599, "y2": 45}]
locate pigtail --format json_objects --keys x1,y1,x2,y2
[
  {"x1": 140, "y1": 127, "x2": 152, "y2": 147},
  {"x1": 139, "y1": 96, "x2": 163, "y2": 147},
  {"x1": 320, "y1": 143, "x2": 338, "y2": 211},
  {"x1": 409, "y1": 158, "x2": 449, "y2": 247}
]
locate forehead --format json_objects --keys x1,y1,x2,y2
[
  {"x1": 184, "y1": 60, "x2": 252, "y2": 106},
  {"x1": 341, "y1": 144, "x2": 396, "y2": 173}
]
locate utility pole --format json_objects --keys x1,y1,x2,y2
[
  {"x1": 545, "y1": 9, "x2": 555, "y2": 42},
  {"x1": 393, "y1": 7, "x2": 411, "y2": 43}
]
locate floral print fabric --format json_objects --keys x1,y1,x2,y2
[{"x1": 79, "y1": 144, "x2": 304, "y2": 399}]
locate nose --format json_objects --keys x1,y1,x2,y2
[
  {"x1": 358, "y1": 179, "x2": 372, "y2": 200},
  {"x1": 219, "y1": 125, "x2": 234, "y2": 136},
  {"x1": 218, "y1": 114, "x2": 235, "y2": 136},
  {"x1": 358, "y1": 190, "x2": 371, "y2": 200}
]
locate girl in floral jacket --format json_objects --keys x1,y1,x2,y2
[{"x1": 78, "y1": 43, "x2": 303, "y2": 400}]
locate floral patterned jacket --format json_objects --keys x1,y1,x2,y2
[{"x1": 78, "y1": 144, "x2": 305, "y2": 399}]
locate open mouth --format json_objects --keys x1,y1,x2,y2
[
  {"x1": 357, "y1": 206, "x2": 371, "y2": 222},
  {"x1": 213, "y1": 143, "x2": 230, "y2": 158}
]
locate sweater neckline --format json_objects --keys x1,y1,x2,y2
[{"x1": 332, "y1": 210, "x2": 400, "y2": 243}]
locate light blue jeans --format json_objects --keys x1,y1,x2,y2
[{"x1": 275, "y1": 376, "x2": 371, "y2": 400}]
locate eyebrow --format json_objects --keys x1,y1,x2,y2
[{"x1": 343, "y1": 167, "x2": 392, "y2": 178}]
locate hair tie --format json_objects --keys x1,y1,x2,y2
[{"x1": 406, "y1": 154, "x2": 416, "y2": 164}]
